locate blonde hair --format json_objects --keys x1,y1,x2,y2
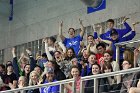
[{"x1": 29, "y1": 71, "x2": 40, "y2": 86}]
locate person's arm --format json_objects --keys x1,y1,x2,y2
[
  {"x1": 26, "y1": 49, "x2": 36, "y2": 71},
  {"x1": 44, "y1": 41, "x2": 53, "y2": 61},
  {"x1": 12, "y1": 48, "x2": 20, "y2": 78},
  {"x1": 59, "y1": 21, "x2": 66, "y2": 42},
  {"x1": 79, "y1": 19, "x2": 85, "y2": 37},
  {"x1": 58, "y1": 42, "x2": 67, "y2": 53}
]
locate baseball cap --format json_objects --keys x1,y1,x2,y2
[
  {"x1": 110, "y1": 29, "x2": 118, "y2": 36},
  {"x1": 46, "y1": 67, "x2": 54, "y2": 73}
]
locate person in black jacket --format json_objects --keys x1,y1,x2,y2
[{"x1": 85, "y1": 63, "x2": 109, "y2": 93}]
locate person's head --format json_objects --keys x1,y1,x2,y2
[
  {"x1": 29, "y1": 71, "x2": 40, "y2": 85},
  {"x1": 24, "y1": 64, "x2": 31, "y2": 74},
  {"x1": 107, "y1": 19, "x2": 114, "y2": 29},
  {"x1": 45, "y1": 67, "x2": 55, "y2": 82},
  {"x1": 82, "y1": 48, "x2": 89, "y2": 59},
  {"x1": 92, "y1": 63, "x2": 101, "y2": 75},
  {"x1": 96, "y1": 43, "x2": 106, "y2": 54},
  {"x1": 71, "y1": 58, "x2": 78, "y2": 66},
  {"x1": 18, "y1": 76, "x2": 27, "y2": 87},
  {"x1": 110, "y1": 29, "x2": 119, "y2": 40},
  {"x1": 87, "y1": 35, "x2": 95, "y2": 45},
  {"x1": 48, "y1": 36, "x2": 56, "y2": 46},
  {"x1": 88, "y1": 53, "x2": 97, "y2": 64},
  {"x1": 70, "y1": 66, "x2": 80, "y2": 79},
  {"x1": 54, "y1": 51, "x2": 61, "y2": 60},
  {"x1": 6, "y1": 64, "x2": 13, "y2": 73},
  {"x1": 102, "y1": 63, "x2": 113, "y2": 73},
  {"x1": 41, "y1": 53, "x2": 48, "y2": 59},
  {"x1": 122, "y1": 60, "x2": 132, "y2": 70},
  {"x1": 0, "y1": 64, "x2": 5, "y2": 73},
  {"x1": 103, "y1": 51, "x2": 113, "y2": 62},
  {"x1": 20, "y1": 58, "x2": 29, "y2": 69},
  {"x1": 66, "y1": 47, "x2": 75, "y2": 58},
  {"x1": 6, "y1": 61, "x2": 12, "y2": 65},
  {"x1": 68, "y1": 28, "x2": 75, "y2": 38},
  {"x1": 123, "y1": 49, "x2": 134, "y2": 63},
  {"x1": 34, "y1": 66, "x2": 42, "y2": 75}
]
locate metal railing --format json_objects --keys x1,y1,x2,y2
[
  {"x1": 2, "y1": 39, "x2": 140, "y2": 93},
  {"x1": 2, "y1": 67, "x2": 140, "y2": 93}
]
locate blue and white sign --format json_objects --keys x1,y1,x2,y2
[{"x1": 86, "y1": 0, "x2": 106, "y2": 14}]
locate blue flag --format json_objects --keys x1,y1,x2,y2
[{"x1": 87, "y1": 0, "x2": 106, "y2": 14}]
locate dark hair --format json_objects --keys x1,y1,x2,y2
[
  {"x1": 65, "y1": 47, "x2": 76, "y2": 60},
  {"x1": 69, "y1": 65, "x2": 81, "y2": 78},
  {"x1": 69, "y1": 28, "x2": 75, "y2": 32},
  {"x1": 48, "y1": 36, "x2": 56, "y2": 43},
  {"x1": 103, "y1": 51, "x2": 113, "y2": 62},
  {"x1": 0, "y1": 64, "x2": 5, "y2": 69},
  {"x1": 107, "y1": 19, "x2": 114, "y2": 24},
  {"x1": 49, "y1": 61, "x2": 60, "y2": 71},
  {"x1": 87, "y1": 35, "x2": 94, "y2": 39},
  {"x1": 41, "y1": 53, "x2": 48, "y2": 58},
  {"x1": 96, "y1": 43, "x2": 106, "y2": 49},
  {"x1": 110, "y1": 29, "x2": 118, "y2": 36},
  {"x1": 54, "y1": 51, "x2": 61, "y2": 55},
  {"x1": 102, "y1": 63, "x2": 113, "y2": 73},
  {"x1": 92, "y1": 63, "x2": 101, "y2": 70}
]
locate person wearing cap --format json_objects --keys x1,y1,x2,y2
[
  {"x1": 59, "y1": 19, "x2": 85, "y2": 55},
  {"x1": 100, "y1": 22, "x2": 138, "y2": 67},
  {"x1": 100, "y1": 17, "x2": 132, "y2": 40},
  {"x1": 40, "y1": 67, "x2": 59, "y2": 93}
]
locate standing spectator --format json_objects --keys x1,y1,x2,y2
[
  {"x1": 100, "y1": 17, "x2": 131, "y2": 39},
  {"x1": 59, "y1": 19, "x2": 85, "y2": 55},
  {"x1": 66, "y1": 66, "x2": 81, "y2": 93}
]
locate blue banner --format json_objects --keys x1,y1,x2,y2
[{"x1": 87, "y1": 0, "x2": 106, "y2": 14}]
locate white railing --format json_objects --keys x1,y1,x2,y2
[
  {"x1": 2, "y1": 39, "x2": 140, "y2": 93},
  {"x1": 2, "y1": 67, "x2": 140, "y2": 93}
]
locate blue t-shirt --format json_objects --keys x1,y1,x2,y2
[
  {"x1": 40, "y1": 79, "x2": 59, "y2": 93},
  {"x1": 63, "y1": 35, "x2": 83, "y2": 55}
]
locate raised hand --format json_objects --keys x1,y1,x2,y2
[
  {"x1": 60, "y1": 21, "x2": 63, "y2": 27},
  {"x1": 79, "y1": 18, "x2": 83, "y2": 25},
  {"x1": 122, "y1": 16, "x2": 129, "y2": 24},
  {"x1": 26, "y1": 49, "x2": 32, "y2": 55}
]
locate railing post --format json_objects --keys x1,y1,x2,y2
[
  {"x1": 94, "y1": 78, "x2": 98, "y2": 93},
  {"x1": 72, "y1": 78, "x2": 76, "y2": 93},
  {"x1": 80, "y1": 80, "x2": 84, "y2": 93},
  {"x1": 116, "y1": 45, "x2": 120, "y2": 63},
  {"x1": 60, "y1": 84, "x2": 65, "y2": 93}
]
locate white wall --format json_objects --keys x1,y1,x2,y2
[{"x1": 0, "y1": 0, "x2": 140, "y2": 62}]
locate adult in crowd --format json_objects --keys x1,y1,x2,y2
[{"x1": 59, "y1": 19, "x2": 85, "y2": 55}]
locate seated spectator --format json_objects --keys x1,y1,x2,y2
[
  {"x1": 120, "y1": 60, "x2": 139, "y2": 93},
  {"x1": 81, "y1": 53, "x2": 97, "y2": 76},
  {"x1": 85, "y1": 63, "x2": 108, "y2": 93},
  {"x1": 4, "y1": 64, "x2": 18, "y2": 90},
  {"x1": 59, "y1": 19, "x2": 85, "y2": 55},
  {"x1": 96, "y1": 43, "x2": 106, "y2": 65},
  {"x1": 66, "y1": 66, "x2": 81, "y2": 93},
  {"x1": 65, "y1": 47, "x2": 76, "y2": 61},
  {"x1": 27, "y1": 71, "x2": 40, "y2": 93},
  {"x1": 102, "y1": 63, "x2": 121, "y2": 93},
  {"x1": 43, "y1": 61, "x2": 66, "y2": 80},
  {"x1": 40, "y1": 67, "x2": 59, "y2": 93}
]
